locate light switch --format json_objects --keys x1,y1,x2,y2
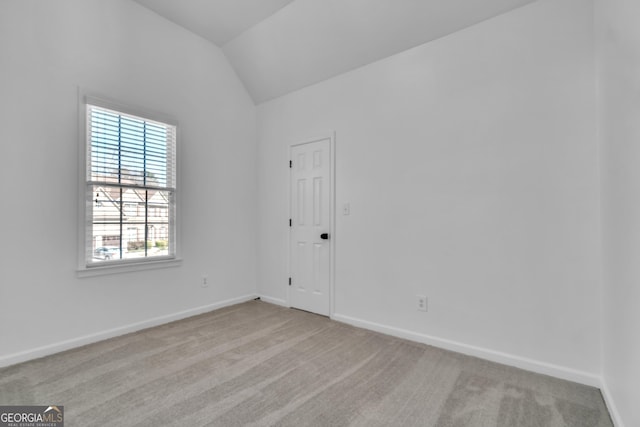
[{"x1": 343, "y1": 203, "x2": 350, "y2": 216}]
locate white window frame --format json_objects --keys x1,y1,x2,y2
[{"x1": 77, "y1": 92, "x2": 181, "y2": 277}]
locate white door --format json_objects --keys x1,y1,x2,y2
[{"x1": 290, "y1": 137, "x2": 332, "y2": 316}]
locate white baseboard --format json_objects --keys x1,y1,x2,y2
[
  {"x1": 258, "y1": 295, "x2": 288, "y2": 307},
  {"x1": 0, "y1": 294, "x2": 258, "y2": 369},
  {"x1": 331, "y1": 312, "x2": 602, "y2": 388},
  {"x1": 600, "y1": 379, "x2": 624, "y2": 427}
]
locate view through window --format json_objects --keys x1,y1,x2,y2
[{"x1": 85, "y1": 103, "x2": 177, "y2": 266}]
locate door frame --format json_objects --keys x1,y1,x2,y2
[{"x1": 287, "y1": 133, "x2": 336, "y2": 316}]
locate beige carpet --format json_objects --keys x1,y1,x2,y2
[{"x1": 0, "y1": 300, "x2": 612, "y2": 426}]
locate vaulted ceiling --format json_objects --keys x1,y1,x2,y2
[{"x1": 134, "y1": 0, "x2": 537, "y2": 104}]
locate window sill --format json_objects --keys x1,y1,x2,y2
[{"x1": 77, "y1": 257, "x2": 182, "y2": 278}]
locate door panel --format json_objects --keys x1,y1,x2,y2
[{"x1": 290, "y1": 138, "x2": 331, "y2": 315}]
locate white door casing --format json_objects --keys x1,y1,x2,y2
[{"x1": 289, "y1": 136, "x2": 334, "y2": 316}]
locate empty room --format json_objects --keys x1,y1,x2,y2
[{"x1": 0, "y1": 0, "x2": 637, "y2": 426}]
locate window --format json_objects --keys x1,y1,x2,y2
[
  {"x1": 80, "y1": 97, "x2": 178, "y2": 271},
  {"x1": 123, "y1": 203, "x2": 137, "y2": 217}
]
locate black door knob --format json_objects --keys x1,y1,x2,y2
[{"x1": 320, "y1": 233, "x2": 330, "y2": 240}]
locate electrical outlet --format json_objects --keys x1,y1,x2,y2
[
  {"x1": 201, "y1": 275, "x2": 208, "y2": 288},
  {"x1": 417, "y1": 295, "x2": 427, "y2": 312}
]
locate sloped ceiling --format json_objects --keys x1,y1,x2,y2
[
  {"x1": 134, "y1": 0, "x2": 537, "y2": 104},
  {"x1": 133, "y1": 0, "x2": 295, "y2": 46}
]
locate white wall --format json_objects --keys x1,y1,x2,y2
[
  {"x1": 0, "y1": 0, "x2": 257, "y2": 364},
  {"x1": 257, "y1": 0, "x2": 602, "y2": 381},
  {"x1": 597, "y1": 0, "x2": 640, "y2": 425}
]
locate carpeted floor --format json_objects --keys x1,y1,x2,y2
[{"x1": 0, "y1": 300, "x2": 613, "y2": 426}]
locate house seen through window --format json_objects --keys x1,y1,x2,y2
[{"x1": 85, "y1": 102, "x2": 177, "y2": 266}]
